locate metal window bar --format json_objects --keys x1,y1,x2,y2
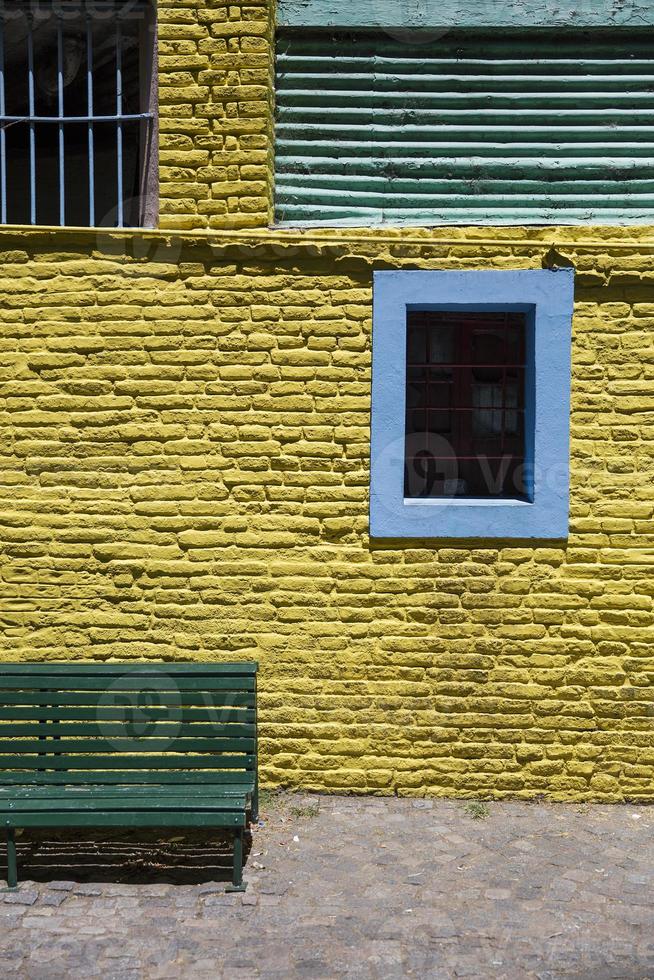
[
  {"x1": 86, "y1": 13, "x2": 94, "y2": 226},
  {"x1": 116, "y1": 16, "x2": 123, "y2": 228},
  {"x1": 0, "y1": 1, "x2": 154, "y2": 228},
  {"x1": 0, "y1": 115, "x2": 151, "y2": 122},
  {"x1": 0, "y1": 13, "x2": 5, "y2": 224},
  {"x1": 27, "y1": 11, "x2": 36, "y2": 225},
  {"x1": 57, "y1": 16, "x2": 65, "y2": 226}
]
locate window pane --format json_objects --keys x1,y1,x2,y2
[
  {"x1": 428, "y1": 325, "x2": 454, "y2": 364},
  {"x1": 405, "y1": 311, "x2": 527, "y2": 499}
]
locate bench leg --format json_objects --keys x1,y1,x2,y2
[
  {"x1": 6, "y1": 830, "x2": 17, "y2": 889},
  {"x1": 251, "y1": 779, "x2": 259, "y2": 823},
  {"x1": 225, "y1": 828, "x2": 246, "y2": 892}
]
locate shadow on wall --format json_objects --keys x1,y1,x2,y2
[{"x1": 367, "y1": 537, "x2": 569, "y2": 553}]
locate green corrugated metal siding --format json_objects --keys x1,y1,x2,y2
[
  {"x1": 274, "y1": 30, "x2": 654, "y2": 225},
  {"x1": 278, "y1": 0, "x2": 654, "y2": 29}
]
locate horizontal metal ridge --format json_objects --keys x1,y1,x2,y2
[
  {"x1": 278, "y1": 188, "x2": 654, "y2": 203},
  {"x1": 278, "y1": 106, "x2": 654, "y2": 118},
  {"x1": 277, "y1": 123, "x2": 654, "y2": 136},
  {"x1": 278, "y1": 56, "x2": 654, "y2": 69},
  {"x1": 279, "y1": 97, "x2": 654, "y2": 112},
  {"x1": 281, "y1": 155, "x2": 654, "y2": 170},
  {"x1": 277, "y1": 207, "x2": 654, "y2": 221},
  {"x1": 279, "y1": 177, "x2": 654, "y2": 193},
  {"x1": 278, "y1": 73, "x2": 654, "y2": 85},
  {"x1": 278, "y1": 143, "x2": 654, "y2": 155}
]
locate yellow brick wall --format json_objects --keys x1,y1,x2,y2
[
  {"x1": 158, "y1": 0, "x2": 274, "y2": 230},
  {"x1": 0, "y1": 225, "x2": 653, "y2": 802},
  {"x1": 0, "y1": 1, "x2": 653, "y2": 801}
]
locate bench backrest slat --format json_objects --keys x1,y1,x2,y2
[
  {"x1": 0, "y1": 695, "x2": 256, "y2": 711},
  {"x1": 0, "y1": 770, "x2": 255, "y2": 785},
  {"x1": 0, "y1": 723, "x2": 255, "y2": 738},
  {"x1": 0, "y1": 675, "x2": 255, "y2": 691},
  {"x1": 0, "y1": 738, "x2": 255, "y2": 753},
  {"x1": 0, "y1": 664, "x2": 258, "y2": 676},
  {"x1": 0, "y1": 663, "x2": 258, "y2": 787}
]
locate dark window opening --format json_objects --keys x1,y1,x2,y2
[
  {"x1": 405, "y1": 310, "x2": 527, "y2": 499},
  {"x1": 0, "y1": 0, "x2": 157, "y2": 228}
]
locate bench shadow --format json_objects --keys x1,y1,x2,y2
[{"x1": 4, "y1": 829, "x2": 252, "y2": 886}]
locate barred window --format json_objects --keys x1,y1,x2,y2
[
  {"x1": 0, "y1": 0, "x2": 157, "y2": 228},
  {"x1": 405, "y1": 312, "x2": 527, "y2": 499},
  {"x1": 370, "y1": 270, "x2": 574, "y2": 540}
]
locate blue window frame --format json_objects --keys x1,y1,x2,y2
[{"x1": 370, "y1": 269, "x2": 574, "y2": 539}]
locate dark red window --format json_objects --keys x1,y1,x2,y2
[{"x1": 405, "y1": 311, "x2": 527, "y2": 499}]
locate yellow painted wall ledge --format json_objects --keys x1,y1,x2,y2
[{"x1": 1, "y1": 224, "x2": 654, "y2": 252}]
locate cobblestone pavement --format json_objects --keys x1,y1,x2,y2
[{"x1": 1, "y1": 795, "x2": 653, "y2": 979}]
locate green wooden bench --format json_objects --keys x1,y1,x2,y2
[{"x1": 0, "y1": 662, "x2": 258, "y2": 891}]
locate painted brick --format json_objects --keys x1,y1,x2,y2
[
  {"x1": 0, "y1": 225, "x2": 654, "y2": 803},
  {"x1": 0, "y1": 0, "x2": 653, "y2": 803},
  {"x1": 158, "y1": 0, "x2": 274, "y2": 230}
]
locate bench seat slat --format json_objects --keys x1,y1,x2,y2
[
  {"x1": 0, "y1": 676, "x2": 255, "y2": 692},
  {"x1": 0, "y1": 796, "x2": 249, "y2": 812},
  {"x1": 2, "y1": 803, "x2": 248, "y2": 814},
  {"x1": 3, "y1": 812, "x2": 247, "y2": 829},
  {"x1": 0, "y1": 738, "x2": 255, "y2": 754},
  {"x1": 0, "y1": 784, "x2": 251, "y2": 799}
]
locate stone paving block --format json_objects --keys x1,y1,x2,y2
[
  {"x1": 0, "y1": 796, "x2": 653, "y2": 978},
  {"x1": 3, "y1": 889, "x2": 38, "y2": 906},
  {"x1": 202, "y1": 893, "x2": 238, "y2": 909}
]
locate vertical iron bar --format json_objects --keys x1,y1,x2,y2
[
  {"x1": 86, "y1": 14, "x2": 94, "y2": 225},
  {"x1": 425, "y1": 320, "x2": 430, "y2": 492},
  {"x1": 0, "y1": 9, "x2": 6, "y2": 224},
  {"x1": 27, "y1": 9, "x2": 36, "y2": 224},
  {"x1": 500, "y1": 313, "x2": 509, "y2": 460},
  {"x1": 116, "y1": 17, "x2": 123, "y2": 226},
  {"x1": 57, "y1": 15, "x2": 65, "y2": 226}
]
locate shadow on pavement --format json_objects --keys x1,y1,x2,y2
[{"x1": 4, "y1": 828, "x2": 252, "y2": 885}]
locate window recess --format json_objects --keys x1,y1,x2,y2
[
  {"x1": 0, "y1": 0, "x2": 157, "y2": 228},
  {"x1": 405, "y1": 311, "x2": 527, "y2": 500}
]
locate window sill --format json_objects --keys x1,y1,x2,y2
[
  {"x1": 371, "y1": 493, "x2": 569, "y2": 540},
  {"x1": 404, "y1": 498, "x2": 532, "y2": 508}
]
